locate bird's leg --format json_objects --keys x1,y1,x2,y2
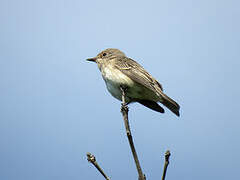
[
  {"x1": 120, "y1": 86, "x2": 128, "y2": 111},
  {"x1": 120, "y1": 85, "x2": 129, "y2": 134}
]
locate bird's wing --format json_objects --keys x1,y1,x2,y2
[
  {"x1": 137, "y1": 100, "x2": 165, "y2": 113},
  {"x1": 114, "y1": 57, "x2": 163, "y2": 93}
]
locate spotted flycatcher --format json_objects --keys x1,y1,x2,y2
[{"x1": 87, "y1": 48, "x2": 180, "y2": 116}]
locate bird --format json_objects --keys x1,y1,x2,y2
[{"x1": 87, "y1": 48, "x2": 180, "y2": 116}]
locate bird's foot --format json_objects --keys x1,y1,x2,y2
[
  {"x1": 121, "y1": 102, "x2": 129, "y2": 113},
  {"x1": 119, "y1": 85, "x2": 128, "y2": 94},
  {"x1": 120, "y1": 85, "x2": 129, "y2": 113}
]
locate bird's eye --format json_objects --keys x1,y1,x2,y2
[{"x1": 102, "y1": 53, "x2": 107, "y2": 56}]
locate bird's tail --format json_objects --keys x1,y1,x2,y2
[{"x1": 159, "y1": 92, "x2": 180, "y2": 117}]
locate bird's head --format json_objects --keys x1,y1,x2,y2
[{"x1": 86, "y1": 48, "x2": 125, "y2": 63}]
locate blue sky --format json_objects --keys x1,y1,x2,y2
[{"x1": 0, "y1": 0, "x2": 240, "y2": 179}]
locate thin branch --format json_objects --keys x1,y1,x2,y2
[
  {"x1": 120, "y1": 87, "x2": 146, "y2": 180},
  {"x1": 161, "y1": 150, "x2": 171, "y2": 180},
  {"x1": 86, "y1": 152, "x2": 111, "y2": 180}
]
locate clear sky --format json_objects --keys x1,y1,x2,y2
[{"x1": 0, "y1": 0, "x2": 240, "y2": 179}]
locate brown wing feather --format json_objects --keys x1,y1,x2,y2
[
  {"x1": 114, "y1": 57, "x2": 163, "y2": 93},
  {"x1": 114, "y1": 57, "x2": 180, "y2": 116},
  {"x1": 115, "y1": 57, "x2": 180, "y2": 116}
]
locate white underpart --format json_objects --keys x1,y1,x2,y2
[{"x1": 101, "y1": 65, "x2": 134, "y2": 102}]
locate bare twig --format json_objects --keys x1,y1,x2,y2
[
  {"x1": 86, "y1": 152, "x2": 110, "y2": 180},
  {"x1": 86, "y1": 87, "x2": 173, "y2": 180},
  {"x1": 161, "y1": 150, "x2": 171, "y2": 180},
  {"x1": 120, "y1": 87, "x2": 146, "y2": 180}
]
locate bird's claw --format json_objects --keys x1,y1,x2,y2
[{"x1": 121, "y1": 103, "x2": 129, "y2": 113}]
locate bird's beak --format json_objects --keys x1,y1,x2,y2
[{"x1": 86, "y1": 57, "x2": 97, "y2": 62}]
